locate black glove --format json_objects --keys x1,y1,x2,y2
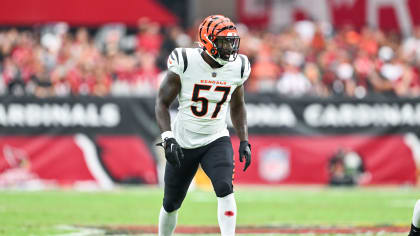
[
  {"x1": 239, "y1": 141, "x2": 251, "y2": 171},
  {"x1": 157, "y1": 138, "x2": 184, "y2": 168}
]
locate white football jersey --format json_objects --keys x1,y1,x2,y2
[{"x1": 167, "y1": 48, "x2": 251, "y2": 149}]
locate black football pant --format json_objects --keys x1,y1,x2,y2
[{"x1": 162, "y1": 136, "x2": 234, "y2": 213}]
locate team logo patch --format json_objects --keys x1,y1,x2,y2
[
  {"x1": 212, "y1": 72, "x2": 217, "y2": 77},
  {"x1": 259, "y1": 147, "x2": 290, "y2": 182}
]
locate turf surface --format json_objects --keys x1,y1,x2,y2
[{"x1": 0, "y1": 186, "x2": 417, "y2": 235}]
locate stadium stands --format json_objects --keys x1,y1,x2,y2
[{"x1": 1, "y1": 20, "x2": 420, "y2": 98}]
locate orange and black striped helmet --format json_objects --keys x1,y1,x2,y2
[{"x1": 198, "y1": 15, "x2": 240, "y2": 62}]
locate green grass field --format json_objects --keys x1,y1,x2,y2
[{"x1": 0, "y1": 186, "x2": 418, "y2": 235}]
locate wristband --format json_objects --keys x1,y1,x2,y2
[{"x1": 161, "y1": 131, "x2": 174, "y2": 141}]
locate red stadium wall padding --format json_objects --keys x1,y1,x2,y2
[
  {"x1": 0, "y1": 135, "x2": 158, "y2": 187},
  {"x1": 0, "y1": 0, "x2": 177, "y2": 26},
  {"x1": 0, "y1": 136, "x2": 95, "y2": 184},
  {"x1": 96, "y1": 136, "x2": 157, "y2": 184},
  {"x1": 231, "y1": 135, "x2": 417, "y2": 185}
]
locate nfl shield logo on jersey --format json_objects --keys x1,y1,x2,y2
[{"x1": 259, "y1": 147, "x2": 290, "y2": 182}]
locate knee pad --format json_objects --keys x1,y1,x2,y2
[
  {"x1": 213, "y1": 180, "x2": 233, "y2": 198},
  {"x1": 163, "y1": 198, "x2": 182, "y2": 213}
]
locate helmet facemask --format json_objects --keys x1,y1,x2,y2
[{"x1": 213, "y1": 36, "x2": 240, "y2": 62}]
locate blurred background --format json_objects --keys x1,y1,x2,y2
[{"x1": 1, "y1": 0, "x2": 420, "y2": 190}]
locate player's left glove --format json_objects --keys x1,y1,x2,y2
[{"x1": 239, "y1": 141, "x2": 251, "y2": 171}]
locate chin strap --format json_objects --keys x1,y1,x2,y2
[{"x1": 205, "y1": 50, "x2": 229, "y2": 66}]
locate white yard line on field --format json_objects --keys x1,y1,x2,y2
[{"x1": 55, "y1": 225, "x2": 105, "y2": 236}]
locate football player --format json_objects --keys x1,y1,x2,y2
[{"x1": 155, "y1": 15, "x2": 251, "y2": 236}]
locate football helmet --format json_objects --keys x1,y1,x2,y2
[{"x1": 198, "y1": 15, "x2": 240, "y2": 64}]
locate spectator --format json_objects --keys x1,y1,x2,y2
[
  {"x1": 136, "y1": 18, "x2": 163, "y2": 55},
  {"x1": 276, "y1": 51, "x2": 311, "y2": 97},
  {"x1": 304, "y1": 63, "x2": 328, "y2": 97},
  {"x1": 248, "y1": 49, "x2": 281, "y2": 93},
  {"x1": 132, "y1": 52, "x2": 160, "y2": 96}
]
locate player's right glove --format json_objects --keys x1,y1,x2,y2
[{"x1": 157, "y1": 131, "x2": 184, "y2": 168}]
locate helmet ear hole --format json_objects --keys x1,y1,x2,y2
[{"x1": 211, "y1": 48, "x2": 217, "y2": 55}]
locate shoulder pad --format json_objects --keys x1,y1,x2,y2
[{"x1": 168, "y1": 48, "x2": 189, "y2": 75}]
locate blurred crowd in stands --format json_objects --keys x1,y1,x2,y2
[{"x1": 1, "y1": 19, "x2": 420, "y2": 98}]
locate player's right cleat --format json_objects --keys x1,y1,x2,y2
[{"x1": 409, "y1": 224, "x2": 420, "y2": 236}]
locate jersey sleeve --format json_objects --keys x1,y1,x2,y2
[
  {"x1": 238, "y1": 54, "x2": 251, "y2": 85},
  {"x1": 167, "y1": 48, "x2": 185, "y2": 75}
]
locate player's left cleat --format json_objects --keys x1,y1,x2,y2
[{"x1": 409, "y1": 224, "x2": 420, "y2": 236}]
